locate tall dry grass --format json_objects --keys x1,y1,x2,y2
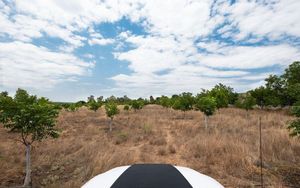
[{"x1": 0, "y1": 105, "x2": 299, "y2": 187}]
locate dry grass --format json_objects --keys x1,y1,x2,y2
[{"x1": 0, "y1": 105, "x2": 299, "y2": 187}]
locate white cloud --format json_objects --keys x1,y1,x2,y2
[
  {"x1": 88, "y1": 38, "x2": 115, "y2": 46},
  {"x1": 88, "y1": 31, "x2": 115, "y2": 46},
  {"x1": 1, "y1": 0, "x2": 300, "y2": 99},
  {"x1": 0, "y1": 41, "x2": 94, "y2": 89},
  {"x1": 199, "y1": 45, "x2": 300, "y2": 69},
  {"x1": 134, "y1": 0, "x2": 219, "y2": 38},
  {"x1": 218, "y1": 0, "x2": 300, "y2": 40}
]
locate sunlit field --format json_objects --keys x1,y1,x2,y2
[{"x1": 1, "y1": 105, "x2": 299, "y2": 187}]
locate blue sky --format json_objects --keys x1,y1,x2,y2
[{"x1": 0, "y1": 0, "x2": 300, "y2": 102}]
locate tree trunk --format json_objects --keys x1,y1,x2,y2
[
  {"x1": 23, "y1": 144, "x2": 31, "y2": 187},
  {"x1": 204, "y1": 115, "x2": 208, "y2": 129},
  {"x1": 109, "y1": 118, "x2": 113, "y2": 132}
]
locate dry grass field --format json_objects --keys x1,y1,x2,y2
[{"x1": 0, "y1": 105, "x2": 299, "y2": 187}]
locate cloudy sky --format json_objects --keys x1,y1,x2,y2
[{"x1": 0, "y1": 0, "x2": 300, "y2": 102}]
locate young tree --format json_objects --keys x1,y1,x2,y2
[
  {"x1": 87, "y1": 95, "x2": 95, "y2": 103},
  {"x1": 288, "y1": 102, "x2": 300, "y2": 137},
  {"x1": 236, "y1": 93, "x2": 256, "y2": 118},
  {"x1": 88, "y1": 100, "x2": 101, "y2": 112},
  {"x1": 105, "y1": 102, "x2": 119, "y2": 132},
  {"x1": 75, "y1": 100, "x2": 86, "y2": 108},
  {"x1": 131, "y1": 100, "x2": 144, "y2": 111},
  {"x1": 209, "y1": 84, "x2": 236, "y2": 108},
  {"x1": 68, "y1": 103, "x2": 78, "y2": 112},
  {"x1": 149, "y1": 96, "x2": 155, "y2": 104},
  {"x1": 159, "y1": 96, "x2": 171, "y2": 108},
  {"x1": 250, "y1": 86, "x2": 270, "y2": 109},
  {"x1": 97, "y1": 96, "x2": 104, "y2": 103},
  {"x1": 282, "y1": 61, "x2": 300, "y2": 86},
  {"x1": 123, "y1": 104, "x2": 130, "y2": 111},
  {"x1": 265, "y1": 75, "x2": 285, "y2": 106},
  {"x1": 195, "y1": 96, "x2": 217, "y2": 129},
  {"x1": 172, "y1": 92, "x2": 194, "y2": 118},
  {"x1": 0, "y1": 89, "x2": 60, "y2": 186}
]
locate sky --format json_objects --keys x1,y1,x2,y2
[{"x1": 0, "y1": 0, "x2": 300, "y2": 102}]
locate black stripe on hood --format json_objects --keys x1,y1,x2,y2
[{"x1": 111, "y1": 164, "x2": 193, "y2": 188}]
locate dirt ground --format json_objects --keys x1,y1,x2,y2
[{"x1": 1, "y1": 105, "x2": 299, "y2": 187}]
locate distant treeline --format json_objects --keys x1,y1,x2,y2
[
  {"x1": 1, "y1": 62, "x2": 299, "y2": 135},
  {"x1": 55, "y1": 61, "x2": 300, "y2": 111}
]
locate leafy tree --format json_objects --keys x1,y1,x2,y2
[
  {"x1": 68, "y1": 103, "x2": 78, "y2": 112},
  {"x1": 265, "y1": 75, "x2": 285, "y2": 106},
  {"x1": 264, "y1": 62, "x2": 300, "y2": 106},
  {"x1": 288, "y1": 101, "x2": 300, "y2": 137},
  {"x1": 288, "y1": 119, "x2": 300, "y2": 137},
  {"x1": 105, "y1": 102, "x2": 119, "y2": 132},
  {"x1": 75, "y1": 100, "x2": 86, "y2": 108},
  {"x1": 97, "y1": 96, "x2": 104, "y2": 103},
  {"x1": 159, "y1": 96, "x2": 172, "y2": 108},
  {"x1": 123, "y1": 104, "x2": 130, "y2": 111},
  {"x1": 149, "y1": 96, "x2": 155, "y2": 104},
  {"x1": 250, "y1": 86, "x2": 270, "y2": 109},
  {"x1": 209, "y1": 84, "x2": 236, "y2": 108},
  {"x1": 282, "y1": 61, "x2": 300, "y2": 86},
  {"x1": 0, "y1": 89, "x2": 60, "y2": 186},
  {"x1": 286, "y1": 84, "x2": 300, "y2": 105},
  {"x1": 171, "y1": 92, "x2": 194, "y2": 118},
  {"x1": 87, "y1": 95, "x2": 95, "y2": 103},
  {"x1": 0, "y1": 91, "x2": 8, "y2": 97},
  {"x1": 88, "y1": 100, "x2": 101, "y2": 112},
  {"x1": 106, "y1": 95, "x2": 117, "y2": 103},
  {"x1": 195, "y1": 96, "x2": 217, "y2": 128},
  {"x1": 236, "y1": 93, "x2": 256, "y2": 118},
  {"x1": 131, "y1": 100, "x2": 144, "y2": 111}
]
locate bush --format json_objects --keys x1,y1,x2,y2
[
  {"x1": 291, "y1": 103, "x2": 300, "y2": 117},
  {"x1": 123, "y1": 105, "x2": 130, "y2": 111},
  {"x1": 288, "y1": 119, "x2": 300, "y2": 137},
  {"x1": 131, "y1": 100, "x2": 144, "y2": 111},
  {"x1": 289, "y1": 101, "x2": 300, "y2": 137}
]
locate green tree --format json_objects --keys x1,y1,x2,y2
[
  {"x1": 264, "y1": 62, "x2": 300, "y2": 106},
  {"x1": 131, "y1": 100, "x2": 144, "y2": 111},
  {"x1": 282, "y1": 61, "x2": 300, "y2": 86},
  {"x1": 0, "y1": 89, "x2": 60, "y2": 186},
  {"x1": 88, "y1": 100, "x2": 101, "y2": 112},
  {"x1": 288, "y1": 101, "x2": 300, "y2": 137},
  {"x1": 286, "y1": 84, "x2": 300, "y2": 105},
  {"x1": 265, "y1": 75, "x2": 285, "y2": 106},
  {"x1": 209, "y1": 84, "x2": 236, "y2": 108},
  {"x1": 123, "y1": 104, "x2": 130, "y2": 111},
  {"x1": 75, "y1": 100, "x2": 86, "y2": 108},
  {"x1": 195, "y1": 96, "x2": 217, "y2": 128},
  {"x1": 171, "y1": 92, "x2": 194, "y2": 118},
  {"x1": 105, "y1": 102, "x2": 119, "y2": 132},
  {"x1": 250, "y1": 86, "x2": 270, "y2": 109},
  {"x1": 159, "y1": 96, "x2": 171, "y2": 108},
  {"x1": 87, "y1": 95, "x2": 95, "y2": 103},
  {"x1": 149, "y1": 96, "x2": 155, "y2": 104},
  {"x1": 68, "y1": 103, "x2": 78, "y2": 112},
  {"x1": 236, "y1": 93, "x2": 256, "y2": 118}
]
